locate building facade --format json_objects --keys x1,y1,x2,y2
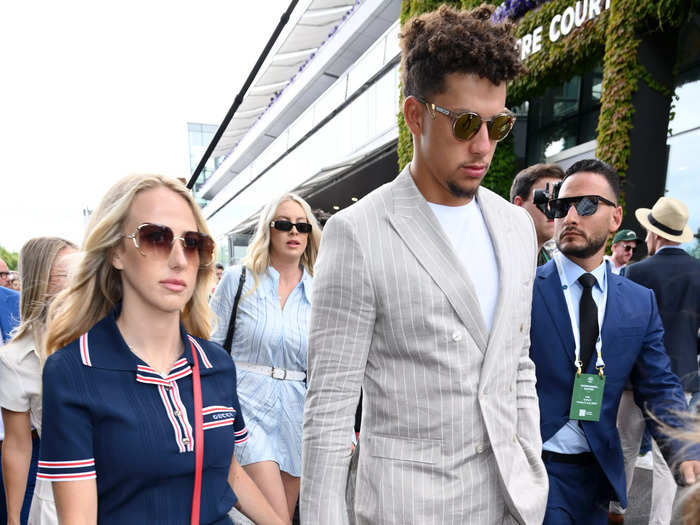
[{"x1": 198, "y1": 0, "x2": 700, "y2": 262}]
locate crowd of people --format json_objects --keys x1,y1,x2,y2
[{"x1": 0, "y1": 4, "x2": 699, "y2": 525}]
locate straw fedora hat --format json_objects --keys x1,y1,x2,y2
[{"x1": 635, "y1": 196, "x2": 694, "y2": 243}]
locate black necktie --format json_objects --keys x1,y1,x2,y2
[{"x1": 577, "y1": 273, "x2": 598, "y2": 371}]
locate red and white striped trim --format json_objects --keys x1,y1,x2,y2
[
  {"x1": 136, "y1": 368, "x2": 192, "y2": 386},
  {"x1": 158, "y1": 384, "x2": 190, "y2": 453},
  {"x1": 136, "y1": 375, "x2": 173, "y2": 387},
  {"x1": 187, "y1": 336, "x2": 212, "y2": 368},
  {"x1": 203, "y1": 419, "x2": 234, "y2": 431},
  {"x1": 234, "y1": 429, "x2": 249, "y2": 445},
  {"x1": 170, "y1": 357, "x2": 188, "y2": 369},
  {"x1": 37, "y1": 471, "x2": 97, "y2": 482},
  {"x1": 38, "y1": 459, "x2": 95, "y2": 468},
  {"x1": 79, "y1": 333, "x2": 92, "y2": 367},
  {"x1": 37, "y1": 458, "x2": 96, "y2": 482},
  {"x1": 167, "y1": 367, "x2": 193, "y2": 382},
  {"x1": 202, "y1": 405, "x2": 234, "y2": 415},
  {"x1": 170, "y1": 381, "x2": 194, "y2": 449}
]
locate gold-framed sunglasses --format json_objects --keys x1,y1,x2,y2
[
  {"x1": 415, "y1": 96, "x2": 515, "y2": 142},
  {"x1": 125, "y1": 223, "x2": 214, "y2": 267}
]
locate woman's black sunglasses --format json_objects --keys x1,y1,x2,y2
[
  {"x1": 548, "y1": 195, "x2": 617, "y2": 219},
  {"x1": 270, "y1": 220, "x2": 312, "y2": 234}
]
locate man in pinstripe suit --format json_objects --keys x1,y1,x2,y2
[{"x1": 301, "y1": 5, "x2": 548, "y2": 525}]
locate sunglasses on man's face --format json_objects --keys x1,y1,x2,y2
[
  {"x1": 416, "y1": 96, "x2": 515, "y2": 142},
  {"x1": 622, "y1": 244, "x2": 635, "y2": 252},
  {"x1": 548, "y1": 195, "x2": 617, "y2": 219},
  {"x1": 270, "y1": 220, "x2": 312, "y2": 234},
  {"x1": 126, "y1": 223, "x2": 214, "y2": 266}
]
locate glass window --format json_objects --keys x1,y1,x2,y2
[
  {"x1": 188, "y1": 122, "x2": 218, "y2": 205},
  {"x1": 591, "y1": 68, "x2": 603, "y2": 102},
  {"x1": 552, "y1": 76, "x2": 581, "y2": 119},
  {"x1": 665, "y1": 67, "x2": 700, "y2": 258},
  {"x1": 670, "y1": 77, "x2": 700, "y2": 135},
  {"x1": 524, "y1": 63, "x2": 603, "y2": 164},
  {"x1": 665, "y1": 129, "x2": 700, "y2": 256}
]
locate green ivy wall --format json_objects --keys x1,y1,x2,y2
[{"x1": 397, "y1": 0, "x2": 697, "y2": 200}]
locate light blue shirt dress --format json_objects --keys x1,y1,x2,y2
[{"x1": 210, "y1": 264, "x2": 311, "y2": 477}]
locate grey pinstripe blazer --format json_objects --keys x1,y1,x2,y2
[{"x1": 301, "y1": 166, "x2": 548, "y2": 525}]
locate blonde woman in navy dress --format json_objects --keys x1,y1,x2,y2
[
  {"x1": 38, "y1": 175, "x2": 285, "y2": 525},
  {"x1": 210, "y1": 194, "x2": 320, "y2": 522}
]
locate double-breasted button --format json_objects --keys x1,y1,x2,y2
[
  {"x1": 475, "y1": 443, "x2": 487, "y2": 454},
  {"x1": 452, "y1": 331, "x2": 463, "y2": 342}
]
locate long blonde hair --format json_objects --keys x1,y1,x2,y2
[
  {"x1": 11, "y1": 237, "x2": 77, "y2": 357},
  {"x1": 45, "y1": 175, "x2": 215, "y2": 358},
  {"x1": 241, "y1": 193, "x2": 321, "y2": 295}
]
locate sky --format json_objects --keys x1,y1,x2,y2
[{"x1": 1, "y1": 0, "x2": 289, "y2": 252}]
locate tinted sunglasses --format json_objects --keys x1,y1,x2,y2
[
  {"x1": 622, "y1": 244, "x2": 635, "y2": 252},
  {"x1": 126, "y1": 223, "x2": 214, "y2": 266},
  {"x1": 548, "y1": 195, "x2": 617, "y2": 219},
  {"x1": 416, "y1": 96, "x2": 515, "y2": 142},
  {"x1": 270, "y1": 220, "x2": 312, "y2": 234}
]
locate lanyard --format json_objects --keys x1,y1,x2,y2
[{"x1": 553, "y1": 253, "x2": 607, "y2": 376}]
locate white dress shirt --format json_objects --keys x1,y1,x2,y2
[{"x1": 543, "y1": 256, "x2": 608, "y2": 454}]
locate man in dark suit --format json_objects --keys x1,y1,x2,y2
[
  {"x1": 630, "y1": 196, "x2": 700, "y2": 392},
  {"x1": 609, "y1": 196, "x2": 700, "y2": 523},
  {"x1": 529, "y1": 159, "x2": 700, "y2": 525}
]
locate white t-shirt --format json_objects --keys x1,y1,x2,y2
[
  {"x1": 0, "y1": 334, "x2": 43, "y2": 435},
  {"x1": 428, "y1": 199, "x2": 500, "y2": 332}
]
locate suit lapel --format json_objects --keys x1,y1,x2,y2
[
  {"x1": 599, "y1": 267, "x2": 623, "y2": 368},
  {"x1": 537, "y1": 263, "x2": 576, "y2": 359},
  {"x1": 477, "y1": 189, "x2": 510, "y2": 347},
  {"x1": 387, "y1": 167, "x2": 489, "y2": 352}
]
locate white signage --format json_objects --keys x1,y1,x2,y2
[{"x1": 517, "y1": 0, "x2": 611, "y2": 61}]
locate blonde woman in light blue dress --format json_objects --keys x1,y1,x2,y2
[{"x1": 210, "y1": 193, "x2": 321, "y2": 523}]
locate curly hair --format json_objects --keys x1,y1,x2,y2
[{"x1": 400, "y1": 4, "x2": 524, "y2": 99}]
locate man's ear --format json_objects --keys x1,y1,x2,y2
[
  {"x1": 403, "y1": 96, "x2": 424, "y2": 138},
  {"x1": 513, "y1": 195, "x2": 524, "y2": 207},
  {"x1": 610, "y1": 205, "x2": 623, "y2": 233}
]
